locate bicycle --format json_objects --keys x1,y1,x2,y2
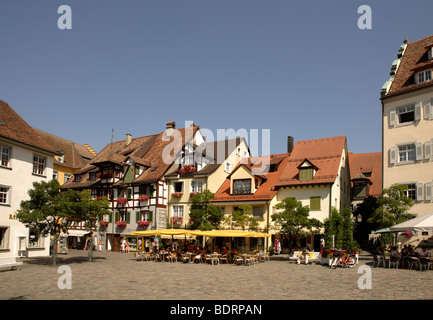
[{"x1": 330, "y1": 250, "x2": 357, "y2": 269}]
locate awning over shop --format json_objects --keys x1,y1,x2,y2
[
  {"x1": 390, "y1": 211, "x2": 433, "y2": 232},
  {"x1": 66, "y1": 229, "x2": 91, "y2": 237},
  {"x1": 131, "y1": 229, "x2": 271, "y2": 238}
]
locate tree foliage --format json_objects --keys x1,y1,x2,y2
[
  {"x1": 271, "y1": 198, "x2": 322, "y2": 253},
  {"x1": 16, "y1": 180, "x2": 109, "y2": 265},
  {"x1": 188, "y1": 190, "x2": 223, "y2": 231},
  {"x1": 368, "y1": 184, "x2": 414, "y2": 229},
  {"x1": 225, "y1": 204, "x2": 263, "y2": 231}
]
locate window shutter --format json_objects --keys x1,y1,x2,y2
[
  {"x1": 425, "y1": 141, "x2": 432, "y2": 160},
  {"x1": 115, "y1": 211, "x2": 119, "y2": 222},
  {"x1": 425, "y1": 182, "x2": 433, "y2": 201},
  {"x1": 126, "y1": 211, "x2": 131, "y2": 223},
  {"x1": 109, "y1": 212, "x2": 113, "y2": 223},
  {"x1": 136, "y1": 211, "x2": 140, "y2": 222},
  {"x1": 389, "y1": 110, "x2": 397, "y2": 127},
  {"x1": 389, "y1": 147, "x2": 397, "y2": 164},
  {"x1": 416, "y1": 183, "x2": 424, "y2": 201},
  {"x1": 415, "y1": 102, "x2": 422, "y2": 121},
  {"x1": 148, "y1": 211, "x2": 153, "y2": 222},
  {"x1": 416, "y1": 142, "x2": 423, "y2": 161},
  {"x1": 424, "y1": 99, "x2": 432, "y2": 120}
]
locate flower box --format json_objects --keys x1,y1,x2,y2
[
  {"x1": 137, "y1": 220, "x2": 149, "y2": 227},
  {"x1": 190, "y1": 191, "x2": 201, "y2": 198},
  {"x1": 171, "y1": 192, "x2": 183, "y2": 198},
  {"x1": 115, "y1": 221, "x2": 127, "y2": 228},
  {"x1": 115, "y1": 197, "x2": 128, "y2": 204},
  {"x1": 99, "y1": 221, "x2": 109, "y2": 228},
  {"x1": 178, "y1": 164, "x2": 197, "y2": 174},
  {"x1": 170, "y1": 216, "x2": 183, "y2": 225},
  {"x1": 138, "y1": 195, "x2": 149, "y2": 202}
]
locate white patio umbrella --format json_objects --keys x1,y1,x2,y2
[{"x1": 390, "y1": 211, "x2": 433, "y2": 232}]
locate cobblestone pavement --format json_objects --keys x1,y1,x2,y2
[{"x1": 0, "y1": 250, "x2": 432, "y2": 300}]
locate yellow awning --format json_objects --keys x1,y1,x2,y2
[
  {"x1": 131, "y1": 229, "x2": 190, "y2": 236},
  {"x1": 189, "y1": 230, "x2": 272, "y2": 238},
  {"x1": 131, "y1": 229, "x2": 271, "y2": 238}
]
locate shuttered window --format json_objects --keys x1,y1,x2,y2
[{"x1": 310, "y1": 197, "x2": 321, "y2": 211}]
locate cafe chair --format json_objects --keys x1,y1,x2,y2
[{"x1": 389, "y1": 256, "x2": 399, "y2": 269}]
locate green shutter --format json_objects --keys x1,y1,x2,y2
[
  {"x1": 109, "y1": 212, "x2": 113, "y2": 223},
  {"x1": 148, "y1": 211, "x2": 153, "y2": 222},
  {"x1": 126, "y1": 211, "x2": 131, "y2": 223},
  {"x1": 126, "y1": 188, "x2": 132, "y2": 199},
  {"x1": 310, "y1": 197, "x2": 320, "y2": 210},
  {"x1": 139, "y1": 185, "x2": 145, "y2": 195},
  {"x1": 115, "y1": 211, "x2": 119, "y2": 222},
  {"x1": 148, "y1": 185, "x2": 155, "y2": 197},
  {"x1": 136, "y1": 211, "x2": 140, "y2": 222}
]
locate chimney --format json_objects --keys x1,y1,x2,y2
[
  {"x1": 287, "y1": 136, "x2": 294, "y2": 153},
  {"x1": 126, "y1": 133, "x2": 132, "y2": 146},
  {"x1": 165, "y1": 121, "x2": 176, "y2": 138}
]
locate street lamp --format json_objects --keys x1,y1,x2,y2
[{"x1": 357, "y1": 214, "x2": 362, "y2": 223}]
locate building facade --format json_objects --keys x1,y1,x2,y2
[
  {"x1": 381, "y1": 35, "x2": 433, "y2": 217},
  {"x1": 0, "y1": 100, "x2": 58, "y2": 257}
]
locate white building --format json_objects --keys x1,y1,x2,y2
[
  {"x1": 0, "y1": 100, "x2": 57, "y2": 257},
  {"x1": 381, "y1": 35, "x2": 433, "y2": 217}
]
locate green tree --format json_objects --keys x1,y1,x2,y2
[
  {"x1": 17, "y1": 180, "x2": 73, "y2": 265},
  {"x1": 323, "y1": 208, "x2": 342, "y2": 250},
  {"x1": 271, "y1": 198, "x2": 322, "y2": 253},
  {"x1": 17, "y1": 180, "x2": 109, "y2": 265},
  {"x1": 188, "y1": 190, "x2": 224, "y2": 231},
  {"x1": 368, "y1": 184, "x2": 414, "y2": 229},
  {"x1": 226, "y1": 204, "x2": 263, "y2": 231}
]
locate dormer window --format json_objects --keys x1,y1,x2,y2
[
  {"x1": 74, "y1": 175, "x2": 81, "y2": 182},
  {"x1": 298, "y1": 159, "x2": 317, "y2": 182},
  {"x1": 233, "y1": 179, "x2": 251, "y2": 194},
  {"x1": 416, "y1": 69, "x2": 432, "y2": 84}
]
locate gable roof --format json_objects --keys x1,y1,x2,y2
[
  {"x1": 0, "y1": 99, "x2": 58, "y2": 155},
  {"x1": 34, "y1": 128, "x2": 94, "y2": 169},
  {"x1": 348, "y1": 152, "x2": 382, "y2": 197},
  {"x1": 384, "y1": 34, "x2": 433, "y2": 98},
  {"x1": 62, "y1": 125, "x2": 199, "y2": 188},
  {"x1": 274, "y1": 136, "x2": 347, "y2": 187},
  {"x1": 165, "y1": 137, "x2": 247, "y2": 178},
  {"x1": 212, "y1": 153, "x2": 290, "y2": 202}
]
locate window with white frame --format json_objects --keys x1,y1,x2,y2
[
  {"x1": 417, "y1": 70, "x2": 432, "y2": 84},
  {"x1": 53, "y1": 170, "x2": 58, "y2": 180},
  {"x1": 28, "y1": 228, "x2": 44, "y2": 248},
  {"x1": 0, "y1": 145, "x2": 11, "y2": 167},
  {"x1": 191, "y1": 180, "x2": 203, "y2": 193},
  {"x1": 32, "y1": 155, "x2": 46, "y2": 175},
  {"x1": 398, "y1": 144, "x2": 416, "y2": 162},
  {"x1": 0, "y1": 186, "x2": 10, "y2": 205},
  {"x1": 64, "y1": 174, "x2": 72, "y2": 183},
  {"x1": 397, "y1": 105, "x2": 415, "y2": 124},
  {"x1": 224, "y1": 161, "x2": 231, "y2": 173},
  {"x1": 403, "y1": 184, "x2": 416, "y2": 200},
  {"x1": 173, "y1": 205, "x2": 184, "y2": 218}
]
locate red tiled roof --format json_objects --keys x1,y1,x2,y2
[
  {"x1": 212, "y1": 136, "x2": 347, "y2": 203},
  {"x1": 385, "y1": 34, "x2": 433, "y2": 98},
  {"x1": 62, "y1": 125, "x2": 199, "y2": 188},
  {"x1": 34, "y1": 129, "x2": 94, "y2": 169},
  {"x1": 0, "y1": 100, "x2": 58, "y2": 154},
  {"x1": 348, "y1": 152, "x2": 382, "y2": 197},
  {"x1": 275, "y1": 136, "x2": 346, "y2": 187}
]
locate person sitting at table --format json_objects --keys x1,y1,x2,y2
[
  {"x1": 390, "y1": 246, "x2": 400, "y2": 258},
  {"x1": 400, "y1": 245, "x2": 408, "y2": 257},
  {"x1": 418, "y1": 246, "x2": 431, "y2": 257},
  {"x1": 407, "y1": 244, "x2": 415, "y2": 255},
  {"x1": 214, "y1": 246, "x2": 221, "y2": 254},
  {"x1": 222, "y1": 247, "x2": 229, "y2": 255},
  {"x1": 297, "y1": 247, "x2": 310, "y2": 265}
]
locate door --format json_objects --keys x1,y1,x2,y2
[{"x1": 112, "y1": 234, "x2": 121, "y2": 252}]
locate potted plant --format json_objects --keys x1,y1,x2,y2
[{"x1": 190, "y1": 191, "x2": 201, "y2": 198}]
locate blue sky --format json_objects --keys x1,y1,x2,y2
[{"x1": 0, "y1": 0, "x2": 432, "y2": 156}]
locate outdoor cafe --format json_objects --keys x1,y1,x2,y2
[{"x1": 129, "y1": 229, "x2": 272, "y2": 265}]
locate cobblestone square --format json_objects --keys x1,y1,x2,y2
[{"x1": 0, "y1": 250, "x2": 432, "y2": 301}]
